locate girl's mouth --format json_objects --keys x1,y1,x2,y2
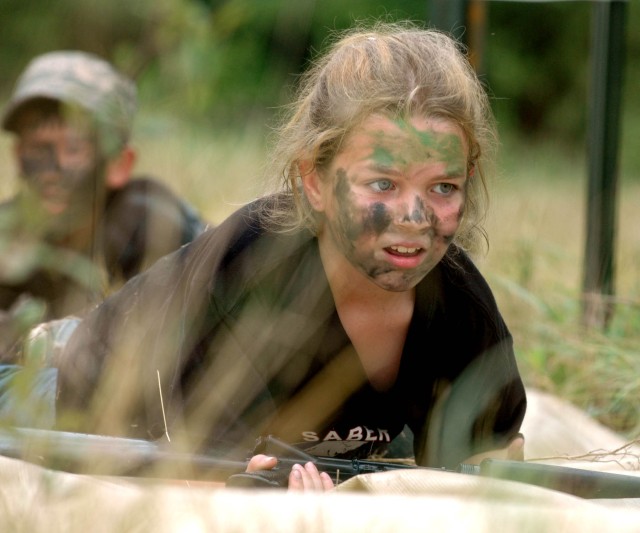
[{"x1": 386, "y1": 245, "x2": 422, "y2": 257}]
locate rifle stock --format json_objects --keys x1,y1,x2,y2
[{"x1": 1, "y1": 428, "x2": 639, "y2": 498}]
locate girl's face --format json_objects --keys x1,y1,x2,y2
[{"x1": 306, "y1": 114, "x2": 469, "y2": 292}]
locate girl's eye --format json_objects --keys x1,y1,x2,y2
[
  {"x1": 433, "y1": 183, "x2": 455, "y2": 195},
  {"x1": 370, "y1": 179, "x2": 395, "y2": 192}
]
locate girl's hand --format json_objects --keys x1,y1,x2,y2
[
  {"x1": 287, "y1": 461, "x2": 335, "y2": 492},
  {"x1": 245, "y1": 454, "x2": 334, "y2": 492}
]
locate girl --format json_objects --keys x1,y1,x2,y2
[{"x1": 56, "y1": 23, "x2": 526, "y2": 491}]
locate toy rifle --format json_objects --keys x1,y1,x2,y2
[{"x1": 1, "y1": 428, "x2": 639, "y2": 499}]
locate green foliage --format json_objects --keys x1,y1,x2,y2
[
  {"x1": 1, "y1": 0, "x2": 638, "y2": 152},
  {"x1": 140, "y1": 0, "x2": 431, "y2": 122},
  {"x1": 516, "y1": 298, "x2": 640, "y2": 436},
  {"x1": 486, "y1": 1, "x2": 640, "y2": 179},
  {"x1": 481, "y1": 136, "x2": 640, "y2": 437},
  {"x1": 486, "y1": 2, "x2": 591, "y2": 140}
]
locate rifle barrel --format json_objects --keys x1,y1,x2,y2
[
  {"x1": 469, "y1": 459, "x2": 640, "y2": 499},
  {"x1": 0, "y1": 427, "x2": 247, "y2": 480}
]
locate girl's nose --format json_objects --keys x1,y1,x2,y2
[{"x1": 395, "y1": 195, "x2": 434, "y2": 229}]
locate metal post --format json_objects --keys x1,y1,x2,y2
[
  {"x1": 427, "y1": 0, "x2": 468, "y2": 42},
  {"x1": 466, "y1": 0, "x2": 488, "y2": 74},
  {"x1": 426, "y1": 0, "x2": 488, "y2": 72},
  {"x1": 582, "y1": 0, "x2": 628, "y2": 329}
]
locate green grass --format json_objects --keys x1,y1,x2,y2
[
  {"x1": 2, "y1": 117, "x2": 639, "y2": 438},
  {"x1": 480, "y1": 136, "x2": 640, "y2": 437}
]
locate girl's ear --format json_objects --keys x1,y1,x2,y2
[
  {"x1": 299, "y1": 159, "x2": 325, "y2": 212},
  {"x1": 105, "y1": 146, "x2": 136, "y2": 189}
]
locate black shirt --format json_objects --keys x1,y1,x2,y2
[{"x1": 59, "y1": 195, "x2": 526, "y2": 468}]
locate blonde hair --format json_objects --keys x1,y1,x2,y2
[{"x1": 265, "y1": 21, "x2": 497, "y2": 255}]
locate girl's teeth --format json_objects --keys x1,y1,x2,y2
[{"x1": 392, "y1": 246, "x2": 418, "y2": 254}]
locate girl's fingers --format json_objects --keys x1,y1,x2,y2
[
  {"x1": 245, "y1": 454, "x2": 277, "y2": 472},
  {"x1": 319, "y1": 470, "x2": 335, "y2": 491},
  {"x1": 288, "y1": 462, "x2": 334, "y2": 492}
]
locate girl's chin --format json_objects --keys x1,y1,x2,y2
[{"x1": 366, "y1": 271, "x2": 424, "y2": 293}]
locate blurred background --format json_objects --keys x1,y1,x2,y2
[{"x1": 0, "y1": 0, "x2": 638, "y2": 439}]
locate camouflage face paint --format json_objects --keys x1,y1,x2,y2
[
  {"x1": 332, "y1": 169, "x2": 358, "y2": 246},
  {"x1": 20, "y1": 147, "x2": 101, "y2": 196},
  {"x1": 334, "y1": 169, "x2": 395, "y2": 243},
  {"x1": 439, "y1": 183, "x2": 468, "y2": 244},
  {"x1": 316, "y1": 114, "x2": 469, "y2": 292},
  {"x1": 367, "y1": 120, "x2": 465, "y2": 173},
  {"x1": 393, "y1": 117, "x2": 467, "y2": 176},
  {"x1": 20, "y1": 145, "x2": 59, "y2": 175},
  {"x1": 330, "y1": 168, "x2": 437, "y2": 285},
  {"x1": 18, "y1": 118, "x2": 101, "y2": 197},
  {"x1": 18, "y1": 145, "x2": 107, "y2": 233},
  {"x1": 371, "y1": 145, "x2": 396, "y2": 167},
  {"x1": 401, "y1": 195, "x2": 432, "y2": 225},
  {"x1": 441, "y1": 232, "x2": 456, "y2": 245},
  {"x1": 364, "y1": 119, "x2": 465, "y2": 245},
  {"x1": 368, "y1": 202, "x2": 392, "y2": 234}
]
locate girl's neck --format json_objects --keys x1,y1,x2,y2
[{"x1": 317, "y1": 230, "x2": 415, "y2": 391}]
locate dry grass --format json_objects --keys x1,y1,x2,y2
[
  {"x1": 479, "y1": 140, "x2": 640, "y2": 436},
  {"x1": 132, "y1": 118, "x2": 268, "y2": 224}
]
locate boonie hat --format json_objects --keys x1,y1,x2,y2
[{"x1": 1, "y1": 50, "x2": 137, "y2": 153}]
